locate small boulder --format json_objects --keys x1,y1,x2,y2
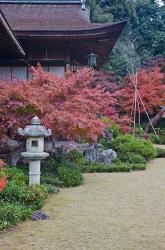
[
  {"x1": 84, "y1": 148, "x2": 117, "y2": 164},
  {"x1": 32, "y1": 210, "x2": 49, "y2": 221},
  {"x1": 97, "y1": 149, "x2": 117, "y2": 164}
]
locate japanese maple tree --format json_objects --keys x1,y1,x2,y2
[
  {"x1": 0, "y1": 66, "x2": 121, "y2": 141},
  {"x1": 0, "y1": 160, "x2": 7, "y2": 192},
  {"x1": 116, "y1": 67, "x2": 165, "y2": 116}
]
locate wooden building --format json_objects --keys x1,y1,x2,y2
[{"x1": 0, "y1": 0, "x2": 126, "y2": 80}]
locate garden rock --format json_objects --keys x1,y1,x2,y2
[
  {"x1": 84, "y1": 148, "x2": 117, "y2": 164},
  {"x1": 51, "y1": 185, "x2": 60, "y2": 193},
  {"x1": 32, "y1": 210, "x2": 49, "y2": 221},
  {"x1": 94, "y1": 143, "x2": 104, "y2": 150},
  {"x1": 53, "y1": 140, "x2": 94, "y2": 154}
]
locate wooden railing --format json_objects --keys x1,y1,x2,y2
[{"x1": 70, "y1": 65, "x2": 89, "y2": 72}]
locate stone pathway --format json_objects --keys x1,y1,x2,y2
[{"x1": 0, "y1": 155, "x2": 165, "y2": 250}]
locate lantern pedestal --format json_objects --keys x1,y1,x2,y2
[
  {"x1": 29, "y1": 160, "x2": 41, "y2": 186},
  {"x1": 21, "y1": 151, "x2": 49, "y2": 186}
]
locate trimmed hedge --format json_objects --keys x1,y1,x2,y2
[
  {"x1": 149, "y1": 133, "x2": 165, "y2": 145},
  {"x1": 156, "y1": 147, "x2": 165, "y2": 158},
  {"x1": 81, "y1": 162, "x2": 146, "y2": 173},
  {"x1": 58, "y1": 166, "x2": 84, "y2": 187},
  {"x1": 110, "y1": 134, "x2": 156, "y2": 159},
  {"x1": 118, "y1": 152, "x2": 146, "y2": 164}
]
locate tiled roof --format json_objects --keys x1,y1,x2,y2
[{"x1": 0, "y1": 4, "x2": 92, "y2": 30}]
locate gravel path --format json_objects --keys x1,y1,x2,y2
[{"x1": 0, "y1": 157, "x2": 165, "y2": 250}]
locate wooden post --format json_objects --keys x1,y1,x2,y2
[{"x1": 65, "y1": 47, "x2": 70, "y2": 72}]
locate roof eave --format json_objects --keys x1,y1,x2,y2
[
  {"x1": 0, "y1": 9, "x2": 25, "y2": 56},
  {"x1": 15, "y1": 21, "x2": 127, "y2": 38}
]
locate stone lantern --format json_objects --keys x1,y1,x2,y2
[{"x1": 18, "y1": 116, "x2": 52, "y2": 186}]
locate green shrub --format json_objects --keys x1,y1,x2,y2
[
  {"x1": 0, "y1": 180, "x2": 26, "y2": 203},
  {"x1": 66, "y1": 150, "x2": 86, "y2": 166},
  {"x1": 110, "y1": 134, "x2": 156, "y2": 159},
  {"x1": 58, "y1": 166, "x2": 84, "y2": 187},
  {"x1": 42, "y1": 155, "x2": 59, "y2": 175},
  {"x1": 42, "y1": 152, "x2": 85, "y2": 187},
  {"x1": 41, "y1": 173, "x2": 60, "y2": 186},
  {"x1": 82, "y1": 162, "x2": 146, "y2": 173},
  {"x1": 0, "y1": 167, "x2": 55, "y2": 231},
  {"x1": 22, "y1": 184, "x2": 52, "y2": 209},
  {"x1": 99, "y1": 117, "x2": 121, "y2": 138},
  {"x1": 5, "y1": 167, "x2": 28, "y2": 185},
  {"x1": 131, "y1": 164, "x2": 146, "y2": 171},
  {"x1": 149, "y1": 134, "x2": 162, "y2": 144},
  {"x1": 0, "y1": 202, "x2": 32, "y2": 230},
  {"x1": 118, "y1": 152, "x2": 146, "y2": 164},
  {"x1": 156, "y1": 148, "x2": 165, "y2": 158},
  {"x1": 110, "y1": 123, "x2": 121, "y2": 138},
  {"x1": 0, "y1": 180, "x2": 52, "y2": 209},
  {"x1": 110, "y1": 134, "x2": 132, "y2": 148},
  {"x1": 85, "y1": 162, "x2": 132, "y2": 172},
  {"x1": 98, "y1": 138, "x2": 112, "y2": 149}
]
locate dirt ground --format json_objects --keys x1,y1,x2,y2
[{"x1": 0, "y1": 154, "x2": 165, "y2": 250}]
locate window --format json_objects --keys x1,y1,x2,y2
[
  {"x1": 0, "y1": 65, "x2": 65, "y2": 81},
  {"x1": 0, "y1": 67, "x2": 27, "y2": 81},
  {"x1": 31, "y1": 140, "x2": 38, "y2": 147},
  {"x1": 12, "y1": 67, "x2": 27, "y2": 80},
  {"x1": 0, "y1": 67, "x2": 11, "y2": 81},
  {"x1": 49, "y1": 66, "x2": 65, "y2": 77}
]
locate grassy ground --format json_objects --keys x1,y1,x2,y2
[{"x1": 0, "y1": 157, "x2": 165, "y2": 250}]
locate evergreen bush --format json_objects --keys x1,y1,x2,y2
[
  {"x1": 110, "y1": 134, "x2": 156, "y2": 159},
  {"x1": 156, "y1": 148, "x2": 165, "y2": 158},
  {"x1": 82, "y1": 162, "x2": 146, "y2": 173},
  {"x1": 57, "y1": 166, "x2": 84, "y2": 187},
  {"x1": 118, "y1": 152, "x2": 146, "y2": 164}
]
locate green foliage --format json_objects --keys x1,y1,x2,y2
[
  {"x1": 58, "y1": 166, "x2": 84, "y2": 187},
  {"x1": 5, "y1": 167, "x2": 28, "y2": 186},
  {"x1": 89, "y1": 0, "x2": 113, "y2": 23},
  {"x1": 98, "y1": 138, "x2": 112, "y2": 149},
  {"x1": 41, "y1": 151, "x2": 84, "y2": 187},
  {"x1": 156, "y1": 148, "x2": 165, "y2": 158},
  {"x1": 66, "y1": 150, "x2": 86, "y2": 166},
  {"x1": 99, "y1": 117, "x2": 121, "y2": 138},
  {"x1": 110, "y1": 134, "x2": 156, "y2": 159},
  {"x1": 98, "y1": 118, "x2": 121, "y2": 149},
  {"x1": 82, "y1": 162, "x2": 146, "y2": 173},
  {"x1": 0, "y1": 202, "x2": 31, "y2": 230},
  {"x1": 118, "y1": 152, "x2": 146, "y2": 164},
  {"x1": 0, "y1": 167, "x2": 54, "y2": 231},
  {"x1": 149, "y1": 133, "x2": 165, "y2": 145},
  {"x1": 1, "y1": 180, "x2": 52, "y2": 209},
  {"x1": 89, "y1": 0, "x2": 165, "y2": 78}
]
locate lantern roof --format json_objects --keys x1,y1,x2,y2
[{"x1": 18, "y1": 116, "x2": 52, "y2": 137}]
